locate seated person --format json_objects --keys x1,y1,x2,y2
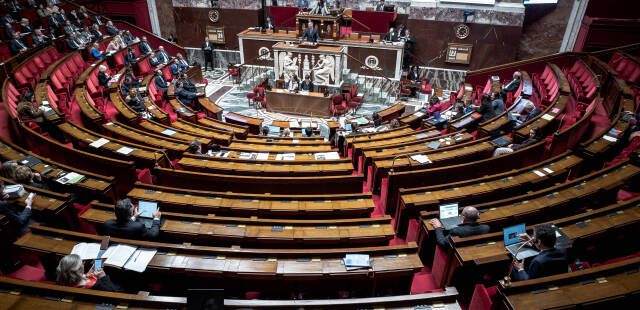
[
  {"x1": 511, "y1": 223, "x2": 570, "y2": 281},
  {"x1": 375, "y1": 0, "x2": 385, "y2": 11},
  {"x1": 124, "y1": 88, "x2": 146, "y2": 113},
  {"x1": 17, "y1": 96, "x2": 44, "y2": 125},
  {"x1": 261, "y1": 126, "x2": 270, "y2": 136},
  {"x1": 0, "y1": 181, "x2": 34, "y2": 236},
  {"x1": 309, "y1": 0, "x2": 329, "y2": 15},
  {"x1": 14, "y1": 165, "x2": 48, "y2": 190},
  {"x1": 121, "y1": 30, "x2": 136, "y2": 45},
  {"x1": 491, "y1": 91, "x2": 505, "y2": 115},
  {"x1": 153, "y1": 70, "x2": 168, "y2": 92},
  {"x1": 452, "y1": 102, "x2": 466, "y2": 120},
  {"x1": 425, "y1": 96, "x2": 442, "y2": 115},
  {"x1": 56, "y1": 254, "x2": 122, "y2": 291},
  {"x1": 149, "y1": 51, "x2": 161, "y2": 67},
  {"x1": 287, "y1": 74, "x2": 300, "y2": 92},
  {"x1": 31, "y1": 29, "x2": 50, "y2": 47},
  {"x1": 105, "y1": 20, "x2": 119, "y2": 36},
  {"x1": 124, "y1": 47, "x2": 137, "y2": 66},
  {"x1": 63, "y1": 20, "x2": 76, "y2": 35},
  {"x1": 90, "y1": 42, "x2": 104, "y2": 60},
  {"x1": 264, "y1": 16, "x2": 274, "y2": 31},
  {"x1": 97, "y1": 65, "x2": 110, "y2": 87},
  {"x1": 177, "y1": 73, "x2": 197, "y2": 92},
  {"x1": 407, "y1": 66, "x2": 419, "y2": 83},
  {"x1": 493, "y1": 127, "x2": 541, "y2": 156},
  {"x1": 171, "y1": 53, "x2": 190, "y2": 75},
  {"x1": 156, "y1": 46, "x2": 171, "y2": 64},
  {"x1": 66, "y1": 32, "x2": 83, "y2": 50},
  {"x1": 105, "y1": 36, "x2": 121, "y2": 55},
  {"x1": 501, "y1": 70, "x2": 522, "y2": 98},
  {"x1": 175, "y1": 81, "x2": 202, "y2": 110},
  {"x1": 476, "y1": 93, "x2": 496, "y2": 122},
  {"x1": 90, "y1": 24, "x2": 102, "y2": 41},
  {"x1": 509, "y1": 101, "x2": 541, "y2": 127},
  {"x1": 301, "y1": 20, "x2": 319, "y2": 42},
  {"x1": 138, "y1": 36, "x2": 153, "y2": 54},
  {"x1": 8, "y1": 31, "x2": 28, "y2": 55},
  {"x1": 104, "y1": 198, "x2": 161, "y2": 240},
  {"x1": 300, "y1": 75, "x2": 314, "y2": 91},
  {"x1": 429, "y1": 206, "x2": 490, "y2": 248},
  {"x1": 187, "y1": 140, "x2": 205, "y2": 155},
  {"x1": 383, "y1": 27, "x2": 398, "y2": 42},
  {"x1": 304, "y1": 127, "x2": 313, "y2": 137}
]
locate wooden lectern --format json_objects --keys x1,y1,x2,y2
[{"x1": 296, "y1": 13, "x2": 341, "y2": 40}]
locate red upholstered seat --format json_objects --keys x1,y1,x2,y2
[
  {"x1": 469, "y1": 284, "x2": 496, "y2": 310},
  {"x1": 331, "y1": 94, "x2": 347, "y2": 116},
  {"x1": 137, "y1": 168, "x2": 154, "y2": 184}
]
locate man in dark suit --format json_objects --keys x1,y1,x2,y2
[
  {"x1": 19, "y1": 19, "x2": 33, "y2": 36},
  {"x1": 501, "y1": 71, "x2": 521, "y2": 98},
  {"x1": 301, "y1": 21, "x2": 319, "y2": 42},
  {"x1": 300, "y1": 75, "x2": 314, "y2": 91},
  {"x1": 264, "y1": 16, "x2": 274, "y2": 31},
  {"x1": 4, "y1": 22, "x2": 14, "y2": 39},
  {"x1": 0, "y1": 14, "x2": 15, "y2": 25},
  {"x1": 139, "y1": 35, "x2": 153, "y2": 54},
  {"x1": 103, "y1": 199, "x2": 161, "y2": 240},
  {"x1": 0, "y1": 181, "x2": 34, "y2": 236},
  {"x1": 66, "y1": 33, "x2": 82, "y2": 50},
  {"x1": 8, "y1": 31, "x2": 28, "y2": 55},
  {"x1": 124, "y1": 47, "x2": 137, "y2": 66},
  {"x1": 430, "y1": 206, "x2": 490, "y2": 248},
  {"x1": 175, "y1": 81, "x2": 202, "y2": 110},
  {"x1": 153, "y1": 70, "x2": 168, "y2": 92},
  {"x1": 32, "y1": 29, "x2": 50, "y2": 47},
  {"x1": 105, "y1": 20, "x2": 119, "y2": 36},
  {"x1": 149, "y1": 51, "x2": 161, "y2": 67},
  {"x1": 511, "y1": 223, "x2": 570, "y2": 281},
  {"x1": 383, "y1": 27, "x2": 397, "y2": 42},
  {"x1": 90, "y1": 15, "x2": 104, "y2": 26},
  {"x1": 68, "y1": 9, "x2": 81, "y2": 26},
  {"x1": 48, "y1": 14, "x2": 62, "y2": 36},
  {"x1": 201, "y1": 36, "x2": 214, "y2": 71},
  {"x1": 156, "y1": 46, "x2": 171, "y2": 64},
  {"x1": 63, "y1": 20, "x2": 75, "y2": 35},
  {"x1": 178, "y1": 72, "x2": 197, "y2": 92}
]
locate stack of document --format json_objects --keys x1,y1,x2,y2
[
  {"x1": 56, "y1": 172, "x2": 85, "y2": 184},
  {"x1": 256, "y1": 153, "x2": 270, "y2": 160},
  {"x1": 314, "y1": 152, "x2": 340, "y2": 160},
  {"x1": 102, "y1": 244, "x2": 157, "y2": 273},
  {"x1": 343, "y1": 254, "x2": 371, "y2": 271},
  {"x1": 239, "y1": 152, "x2": 257, "y2": 160},
  {"x1": 410, "y1": 154, "x2": 432, "y2": 164}
]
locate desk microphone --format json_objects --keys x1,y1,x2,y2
[{"x1": 500, "y1": 235, "x2": 534, "y2": 288}]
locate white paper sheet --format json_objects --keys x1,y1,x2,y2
[
  {"x1": 543, "y1": 167, "x2": 554, "y2": 174},
  {"x1": 104, "y1": 244, "x2": 137, "y2": 268},
  {"x1": 533, "y1": 170, "x2": 546, "y2": 177},
  {"x1": 123, "y1": 248, "x2": 157, "y2": 273},
  {"x1": 71, "y1": 243, "x2": 101, "y2": 260},
  {"x1": 116, "y1": 146, "x2": 134, "y2": 155},
  {"x1": 256, "y1": 153, "x2": 269, "y2": 160},
  {"x1": 410, "y1": 154, "x2": 432, "y2": 164},
  {"x1": 89, "y1": 138, "x2": 110, "y2": 148},
  {"x1": 541, "y1": 114, "x2": 554, "y2": 121},
  {"x1": 160, "y1": 129, "x2": 176, "y2": 136},
  {"x1": 602, "y1": 135, "x2": 617, "y2": 142}
]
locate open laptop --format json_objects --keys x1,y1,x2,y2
[
  {"x1": 503, "y1": 223, "x2": 540, "y2": 260},
  {"x1": 439, "y1": 203, "x2": 462, "y2": 230},
  {"x1": 137, "y1": 200, "x2": 158, "y2": 228}
]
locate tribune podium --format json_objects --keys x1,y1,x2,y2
[
  {"x1": 296, "y1": 13, "x2": 341, "y2": 40},
  {"x1": 273, "y1": 42, "x2": 346, "y2": 88}
]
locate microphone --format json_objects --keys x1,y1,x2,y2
[{"x1": 501, "y1": 234, "x2": 534, "y2": 288}]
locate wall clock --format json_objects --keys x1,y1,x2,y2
[
  {"x1": 454, "y1": 24, "x2": 470, "y2": 40},
  {"x1": 209, "y1": 10, "x2": 220, "y2": 23}
]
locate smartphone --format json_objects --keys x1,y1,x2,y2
[
  {"x1": 94, "y1": 259, "x2": 102, "y2": 271},
  {"x1": 26, "y1": 192, "x2": 36, "y2": 202}
]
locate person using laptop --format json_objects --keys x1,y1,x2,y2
[
  {"x1": 104, "y1": 198, "x2": 161, "y2": 240},
  {"x1": 493, "y1": 127, "x2": 541, "y2": 157},
  {"x1": 429, "y1": 206, "x2": 490, "y2": 248},
  {"x1": 511, "y1": 223, "x2": 570, "y2": 281}
]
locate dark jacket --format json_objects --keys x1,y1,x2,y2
[
  {"x1": 512, "y1": 247, "x2": 570, "y2": 281},
  {"x1": 492, "y1": 98, "x2": 505, "y2": 115},
  {"x1": 511, "y1": 136, "x2": 540, "y2": 151},
  {"x1": 435, "y1": 222, "x2": 490, "y2": 248},
  {"x1": 8, "y1": 38, "x2": 28, "y2": 55},
  {"x1": 97, "y1": 72, "x2": 110, "y2": 87},
  {"x1": 139, "y1": 40, "x2": 152, "y2": 54},
  {"x1": 106, "y1": 25, "x2": 119, "y2": 36},
  {"x1": 32, "y1": 34, "x2": 50, "y2": 47},
  {"x1": 503, "y1": 78, "x2": 521, "y2": 93},
  {"x1": 300, "y1": 80, "x2": 314, "y2": 91},
  {"x1": 301, "y1": 27, "x2": 319, "y2": 42},
  {"x1": 124, "y1": 51, "x2": 137, "y2": 66},
  {"x1": 202, "y1": 41, "x2": 213, "y2": 59},
  {"x1": 520, "y1": 108, "x2": 542, "y2": 123},
  {"x1": 175, "y1": 87, "x2": 197, "y2": 106},
  {"x1": 0, "y1": 201, "x2": 32, "y2": 236},
  {"x1": 383, "y1": 31, "x2": 397, "y2": 42},
  {"x1": 478, "y1": 99, "x2": 496, "y2": 122},
  {"x1": 154, "y1": 75, "x2": 168, "y2": 91},
  {"x1": 103, "y1": 218, "x2": 160, "y2": 240}
]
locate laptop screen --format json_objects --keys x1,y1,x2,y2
[
  {"x1": 439, "y1": 203, "x2": 459, "y2": 219},
  {"x1": 138, "y1": 201, "x2": 158, "y2": 219},
  {"x1": 503, "y1": 223, "x2": 526, "y2": 246}
]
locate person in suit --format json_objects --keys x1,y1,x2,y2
[
  {"x1": 0, "y1": 181, "x2": 34, "y2": 236},
  {"x1": 375, "y1": 0, "x2": 385, "y2": 11},
  {"x1": 264, "y1": 16, "x2": 274, "y2": 31},
  {"x1": 475, "y1": 93, "x2": 496, "y2": 123},
  {"x1": 511, "y1": 223, "x2": 570, "y2": 281},
  {"x1": 493, "y1": 127, "x2": 541, "y2": 156},
  {"x1": 407, "y1": 66, "x2": 418, "y2": 82},
  {"x1": 287, "y1": 74, "x2": 300, "y2": 92},
  {"x1": 148, "y1": 51, "x2": 161, "y2": 67},
  {"x1": 501, "y1": 71, "x2": 521, "y2": 98},
  {"x1": 0, "y1": 14, "x2": 15, "y2": 25},
  {"x1": 90, "y1": 24, "x2": 103, "y2": 41},
  {"x1": 4, "y1": 22, "x2": 14, "y2": 39},
  {"x1": 48, "y1": 14, "x2": 62, "y2": 36},
  {"x1": 31, "y1": 29, "x2": 50, "y2": 47},
  {"x1": 201, "y1": 37, "x2": 214, "y2": 71},
  {"x1": 124, "y1": 47, "x2": 137, "y2": 66},
  {"x1": 122, "y1": 30, "x2": 135, "y2": 45},
  {"x1": 19, "y1": 18, "x2": 33, "y2": 36},
  {"x1": 78, "y1": 6, "x2": 89, "y2": 20},
  {"x1": 171, "y1": 53, "x2": 189, "y2": 75},
  {"x1": 430, "y1": 206, "x2": 490, "y2": 248},
  {"x1": 56, "y1": 254, "x2": 122, "y2": 292},
  {"x1": 63, "y1": 20, "x2": 75, "y2": 35},
  {"x1": 300, "y1": 75, "x2": 314, "y2": 91},
  {"x1": 178, "y1": 72, "x2": 197, "y2": 92},
  {"x1": 125, "y1": 88, "x2": 147, "y2": 113},
  {"x1": 509, "y1": 101, "x2": 541, "y2": 129},
  {"x1": 491, "y1": 91, "x2": 505, "y2": 115},
  {"x1": 301, "y1": 20, "x2": 319, "y2": 42},
  {"x1": 175, "y1": 81, "x2": 202, "y2": 109},
  {"x1": 383, "y1": 27, "x2": 397, "y2": 42},
  {"x1": 121, "y1": 74, "x2": 139, "y2": 96},
  {"x1": 89, "y1": 15, "x2": 103, "y2": 26},
  {"x1": 97, "y1": 65, "x2": 110, "y2": 87},
  {"x1": 156, "y1": 46, "x2": 171, "y2": 64},
  {"x1": 66, "y1": 33, "x2": 82, "y2": 50},
  {"x1": 8, "y1": 31, "x2": 28, "y2": 55},
  {"x1": 105, "y1": 20, "x2": 119, "y2": 36},
  {"x1": 68, "y1": 9, "x2": 81, "y2": 27},
  {"x1": 139, "y1": 36, "x2": 153, "y2": 54},
  {"x1": 153, "y1": 70, "x2": 168, "y2": 92}
]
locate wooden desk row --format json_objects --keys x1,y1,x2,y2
[
  {"x1": 0, "y1": 136, "x2": 116, "y2": 201},
  {"x1": 0, "y1": 276, "x2": 461, "y2": 309},
  {"x1": 81, "y1": 201, "x2": 394, "y2": 247},
  {"x1": 394, "y1": 153, "x2": 583, "y2": 237},
  {"x1": 178, "y1": 155, "x2": 354, "y2": 177},
  {"x1": 127, "y1": 183, "x2": 374, "y2": 218},
  {"x1": 350, "y1": 128, "x2": 441, "y2": 168},
  {"x1": 197, "y1": 116, "x2": 249, "y2": 139},
  {"x1": 499, "y1": 256, "x2": 640, "y2": 309},
  {"x1": 227, "y1": 140, "x2": 332, "y2": 153},
  {"x1": 102, "y1": 121, "x2": 190, "y2": 157},
  {"x1": 341, "y1": 125, "x2": 414, "y2": 155},
  {"x1": 153, "y1": 167, "x2": 365, "y2": 195},
  {"x1": 383, "y1": 140, "x2": 547, "y2": 217},
  {"x1": 224, "y1": 112, "x2": 263, "y2": 135},
  {"x1": 16, "y1": 224, "x2": 423, "y2": 296}
]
